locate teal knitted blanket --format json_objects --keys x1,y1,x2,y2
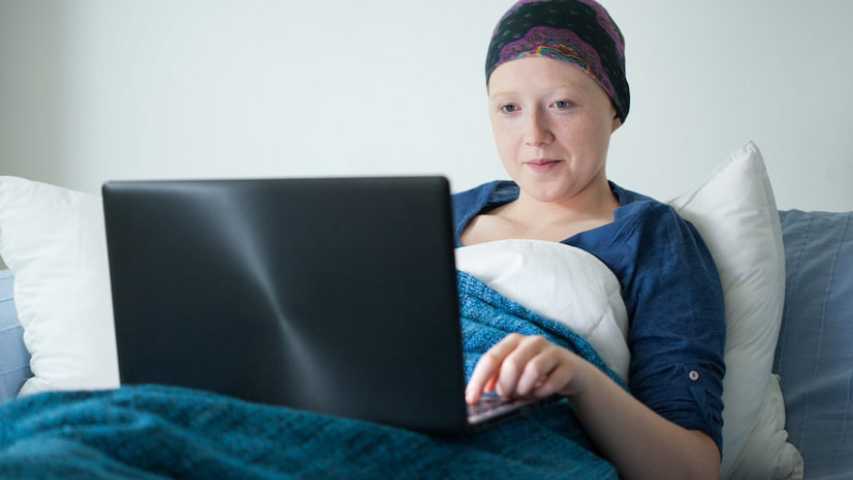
[{"x1": 0, "y1": 271, "x2": 624, "y2": 479}]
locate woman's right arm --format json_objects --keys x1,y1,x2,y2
[{"x1": 466, "y1": 332, "x2": 720, "y2": 480}]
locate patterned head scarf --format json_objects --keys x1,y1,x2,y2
[{"x1": 485, "y1": 0, "x2": 630, "y2": 123}]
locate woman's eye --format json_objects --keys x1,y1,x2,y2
[
  {"x1": 499, "y1": 104, "x2": 518, "y2": 114},
  {"x1": 498, "y1": 101, "x2": 572, "y2": 114}
]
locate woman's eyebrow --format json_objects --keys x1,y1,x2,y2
[
  {"x1": 489, "y1": 90, "x2": 516, "y2": 100},
  {"x1": 489, "y1": 85, "x2": 581, "y2": 101}
]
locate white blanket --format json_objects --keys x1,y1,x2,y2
[{"x1": 455, "y1": 239, "x2": 630, "y2": 383}]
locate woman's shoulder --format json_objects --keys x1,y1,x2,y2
[
  {"x1": 609, "y1": 181, "x2": 689, "y2": 233},
  {"x1": 450, "y1": 180, "x2": 504, "y2": 223},
  {"x1": 451, "y1": 179, "x2": 508, "y2": 203},
  {"x1": 611, "y1": 183, "x2": 715, "y2": 275},
  {"x1": 451, "y1": 180, "x2": 496, "y2": 204}
]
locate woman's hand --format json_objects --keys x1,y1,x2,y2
[{"x1": 465, "y1": 333, "x2": 595, "y2": 405}]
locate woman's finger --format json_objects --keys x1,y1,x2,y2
[
  {"x1": 496, "y1": 335, "x2": 550, "y2": 399},
  {"x1": 533, "y1": 363, "x2": 574, "y2": 398},
  {"x1": 465, "y1": 333, "x2": 523, "y2": 404},
  {"x1": 515, "y1": 349, "x2": 561, "y2": 397},
  {"x1": 485, "y1": 374, "x2": 498, "y2": 393}
]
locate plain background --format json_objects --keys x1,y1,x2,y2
[{"x1": 1, "y1": 0, "x2": 851, "y2": 211}]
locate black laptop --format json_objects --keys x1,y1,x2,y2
[{"x1": 102, "y1": 176, "x2": 553, "y2": 434}]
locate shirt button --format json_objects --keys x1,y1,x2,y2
[{"x1": 688, "y1": 370, "x2": 700, "y2": 381}]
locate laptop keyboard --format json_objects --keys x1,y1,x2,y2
[{"x1": 466, "y1": 391, "x2": 542, "y2": 424}]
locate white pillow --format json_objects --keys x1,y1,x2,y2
[
  {"x1": 0, "y1": 176, "x2": 118, "y2": 395},
  {"x1": 668, "y1": 141, "x2": 802, "y2": 479},
  {"x1": 454, "y1": 240, "x2": 630, "y2": 382},
  {"x1": 733, "y1": 374, "x2": 804, "y2": 480}
]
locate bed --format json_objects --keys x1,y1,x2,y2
[{"x1": 0, "y1": 141, "x2": 850, "y2": 478}]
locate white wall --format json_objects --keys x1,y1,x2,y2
[{"x1": 1, "y1": 0, "x2": 851, "y2": 211}]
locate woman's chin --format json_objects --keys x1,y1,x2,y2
[{"x1": 518, "y1": 183, "x2": 576, "y2": 203}]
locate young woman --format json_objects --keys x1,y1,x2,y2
[{"x1": 455, "y1": 1, "x2": 725, "y2": 478}]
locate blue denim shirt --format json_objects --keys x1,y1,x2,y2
[{"x1": 452, "y1": 179, "x2": 726, "y2": 455}]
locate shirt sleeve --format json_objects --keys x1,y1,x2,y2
[{"x1": 621, "y1": 203, "x2": 726, "y2": 456}]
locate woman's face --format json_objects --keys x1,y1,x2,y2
[{"x1": 487, "y1": 56, "x2": 621, "y2": 204}]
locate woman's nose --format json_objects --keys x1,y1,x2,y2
[{"x1": 523, "y1": 111, "x2": 553, "y2": 146}]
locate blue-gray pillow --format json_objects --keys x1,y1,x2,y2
[
  {"x1": 0, "y1": 269, "x2": 31, "y2": 402},
  {"x1": 773, "y1": 210, "x2": 853, "y2": 479}
]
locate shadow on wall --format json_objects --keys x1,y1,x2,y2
[{"x1": 0, "y1": 1, "x2": 76, "y2": 188}]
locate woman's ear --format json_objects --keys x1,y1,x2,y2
[{"x1": 611, "y1": 114, "x2": 622, "y2": 132}]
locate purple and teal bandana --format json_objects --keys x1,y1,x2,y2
[{"x1": 485, "y1": 0, "x2": 630, "y2": 123}]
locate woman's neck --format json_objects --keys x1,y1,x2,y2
[{"x1": 501, "y1": 176, "x2": 619, "y2": 227}]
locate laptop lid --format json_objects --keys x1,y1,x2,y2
[{"x1": 102, "y1": 176, "x2": 469, "y2": 433}]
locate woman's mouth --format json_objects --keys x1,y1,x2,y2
[{"x1": 525, "y1": 160, "x2": 561, "y2": 173}]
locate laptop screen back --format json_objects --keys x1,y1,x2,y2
[{"x1": 102, "y1": 176, "x2": 467, "y2": 432}]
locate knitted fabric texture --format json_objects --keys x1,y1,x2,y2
[{"x1": 0, "y1": 271, "x2": 625, "y2": 479}]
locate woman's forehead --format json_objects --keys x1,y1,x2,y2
[{"x1": 488, "y1": 58, "x2": 597, "y2": 99}]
